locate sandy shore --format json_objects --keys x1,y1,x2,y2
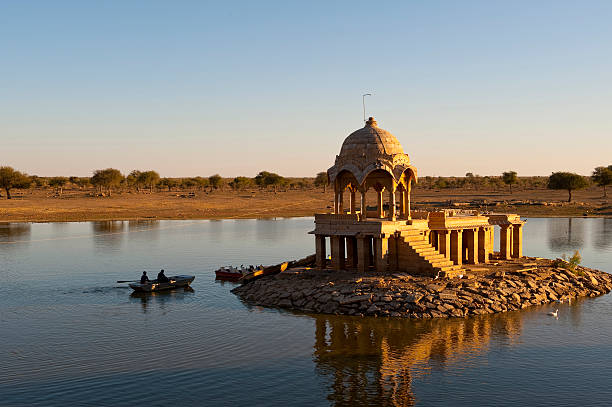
[{"x1": 0, "y1": 187, "x2": 610, "y2": 223}]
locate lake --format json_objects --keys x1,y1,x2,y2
[{"x1": 1, "y1": 217, "x2": 612, "y2": 406}]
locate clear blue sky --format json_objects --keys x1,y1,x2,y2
[{"x1": 1, "y1": 0, "x2": 611, "y2": 177}]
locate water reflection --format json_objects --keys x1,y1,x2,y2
[
  {"x1": 548, "y1": 218, "x2": 585, "y2": 251},
  {"x1": 0, "y1": 223, "x2": 31, "y2": 242},
  {"x1": 92, "y1": 221, "x2": 126, "y2": 250},
  {"x1": 127, "y1": 220, "x2": 160, "y2": 231},
  {"x1": 130, "y1": 287, "x2": 195, "y2": 313},
  {"x1": 313, "y1": 312, "x2": 523, "y2": 406},
  {"x1": 593, "y1": 218, "x2": 612, "y2": 250}
]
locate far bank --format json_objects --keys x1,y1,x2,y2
[{"x1": 0, "y1": 187, "x2": 610, "y2": 223}]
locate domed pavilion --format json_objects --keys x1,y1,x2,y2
[
  {"x1": 327, "y1": 117, "x2": 417, "y2": 221},
  {"x1": 312, "y1": 117, "x2": 525, "y2": 276}
]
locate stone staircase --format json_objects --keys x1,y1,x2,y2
[{"x1": 396, "y1": 230, "x2": 463, "y2": 277}]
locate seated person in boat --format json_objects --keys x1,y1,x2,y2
[
  {"x1": 140, "y1": 271, "x2": 150, "y2": 284},
  {"x1": 157, "y1": 269, "x2": 170, "y2": 283}
]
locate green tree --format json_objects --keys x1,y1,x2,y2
[
  {"x1": 229, "y1": 176, "x2": 253, "y2": 190},
  {"x1": 0, "y1": 166, "x2": 30, "y2": 199},
  {"x1": 91, "y1": 168, "x2": 124, "y2": 196},
  {"x1": 592, "y1": 166, "x2": 612, "y2": 197},
  {"x1": 48, "y1": 176, "x2": 69, "y2": 196},
  {"x1": 208, "y1": 174, "x2": 223, "y2": 190},
  {"x1": 180, "y1": 178, "x2": 197, "y2": 190},
  {"x1": 137, "y1": 170, "x2": 160, "y2": 192},
  {"x1": 74, "y1": 177, "x2": 91, "y2": 189},
  {"x1": 502, "y1": 171, "x2": 518, "y2": 193},
  {"x1": 547, "y1": 172, "x2": 589, "y2": 202},
  {"x1": 255, "y1": 171, "x2": 285, "y2": 191},
  {"x1": 127, "y1": 170, "x2": 143, "y2": 191},
  {"x1": 29, "y1": 175, "x2": 46, "y2": 188},
  {"x1": 159, "y1": 177, "x2": 178, "y2": 192},
  {"x1": 314, "y1": 172, "x2": 328, "y2": 192},
  {"x1": 192, "y1": 176, "x2": 209, "y2": 191}
]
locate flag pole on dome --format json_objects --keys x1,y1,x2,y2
[{"x1": 362, "y1": 93, "x2": 372, "y2": 122}]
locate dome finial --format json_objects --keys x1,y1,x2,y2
[{"x1": 365, "y1": 117, "x2": 377, "y2": 127}]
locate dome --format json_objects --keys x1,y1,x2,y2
[
  {"x1": 328, "y1": 117, "x2": 416, "y2": 186},
  {"x1": 338, "y1": 117, "x2": 405, "y2": 159}
]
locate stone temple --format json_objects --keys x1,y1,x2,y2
[{"x1": 311, "y1": 117, "x2": 524, "y2": 277}]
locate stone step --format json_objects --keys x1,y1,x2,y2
[
  {"x1": 423, "y1": 254, "x2": 446, "y2": 262},
  {"x1": 414, "y1": 248, "x2": 437, "y2": 255}
]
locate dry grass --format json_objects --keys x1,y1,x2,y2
[{"x1": 0, "y1": 186, "x2": 610, "y2": 223}]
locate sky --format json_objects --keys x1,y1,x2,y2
[{"x1": 1, "y1": 0, "x2": 611, "y2": 178}]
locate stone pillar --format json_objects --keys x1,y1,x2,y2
[
  {"x1": 330, "y1": 236, "x2": 345, "y2": 270},
  {"x1": 338, "y1": 191, "x2": 344, "y2": 214},
  {"x1": 346, "y1": 236, "x2": 358, "y2": 268},
  {"x1": 488, "y1": 227, "x2": 495, "y2": 257},
  {"x1": 465, "y1": 228, "x2": 478, "y2": 264},
  {"x1": 356, "y1": 236, "x2": 369, "y2": 273},
  {"x1": 349, "y1": 189, "x2": 356, "y2": 214},
  {"x1": 388, "y1": 189, "x2": 396, "y2": 220},
  {"x1": 512, "y1": 224, "x2": 523, "y2": 258},
  {"x1": 398, "y1": 188, "x2": 405, "y2": 219},
  {"x1": 333, "y1": 192, "x2": 338, "y2": 214},
  {"x1": 406, "y1": 181, "x2": 412, "y2": 219},
  {"x1": 450, "y1": 229, "x2": 463, "y2": 265},
  {"x1": 478, "y1": 227, "x2": 489, "y2": 263},
  {"x1": 315, "y1": 235, "x2": 326, "y2": 269},
  {"x1": 438, "y1": 230, "x2": 450, "y2": 259},
  {"x1": 388, "y1": 236, "x2": 398, "y2": 271},
  {"x1": 373, "y1": 236, "x2": 388, "y2": 272},
  {"x1": 360, "y1": 190, "x2": 367, "y2": 220},
  {"x1": 377, "y1": 189, "x2": 384, "y2": 218},
  {"x1": 500, "y1": 225, "x2": 511, "y2": 260}
]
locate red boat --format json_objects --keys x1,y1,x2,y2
[{"x1": 215, "y1": 267, "x2": 243, "y2": 281}]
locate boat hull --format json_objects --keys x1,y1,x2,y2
[
  {"x1": 129, "y1": 275, "x2": 195, "y2": 292},
  {"x1": 215, "y1": 270, "x2": 243, "y2": 281}
]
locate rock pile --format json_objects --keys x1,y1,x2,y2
[{"x1": 231, "y1": 258, "x2": 612, "y2": 318}]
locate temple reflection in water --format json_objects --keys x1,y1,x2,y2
[{"x1": 312, "y1": 312, "x2": 523, "y2": 406}]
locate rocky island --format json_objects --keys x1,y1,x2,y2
[
  {"x1": 232, "y1": 256, "x2": 611, "y2": 318},
  {"x1": 232, "y1": 118, "x2": 610, "y2": 318}
]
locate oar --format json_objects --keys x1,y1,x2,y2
[{"x1": 117, "y1": 280, "x2": 139, "y2": 283}]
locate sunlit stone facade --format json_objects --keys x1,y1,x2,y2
[{"x1": 311, "y1": 117, "x2": 524, "y2": 276}]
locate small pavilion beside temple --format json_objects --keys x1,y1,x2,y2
[{"x1": 311, "y1": 117, "x2": 524, "y2": 277}]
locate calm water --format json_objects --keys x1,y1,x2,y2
[{"x1": 1, "y1": 217, "x2": 612, "y2": 407}]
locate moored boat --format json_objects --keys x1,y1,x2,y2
[
  {"x1": 215, "y1": 267, "x2": 243, "y2": 280},
  {"x1": 129, "y1": 275, "x2": 195, "y2": 292},
  {"x1": 215, "y1": 265, "x2": 263, "y2": 281}
]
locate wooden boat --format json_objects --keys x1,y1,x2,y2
[
  {"x1": 215, "y1": 268, "x2": 244, "y2": 281},
  {"x1": 241, "y1": 262, "x2": 288, "y2": 283},
  {"x1": 129, "y1": 275, "x2": 195, "y2": 292}
]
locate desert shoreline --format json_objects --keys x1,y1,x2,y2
[{"x1": 0, "y1": 187, "x2": 610, "y2": 223}]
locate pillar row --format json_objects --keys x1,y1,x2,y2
[
  {"x1": 315, "y1": 235, "x2": 326, "y2": 269},
  {"x1": 450, "y1": 229, "x2": 463, "y2": 265},
  {"x1": 500, "y1": 225, "x2": 511, "y2": 260},
  {"x1": 330, "y1": 236, "x2": 345, "y2": 271}
]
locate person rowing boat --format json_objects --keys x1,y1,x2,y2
[
  {"x1": 157, "y1": 269, "x2": 169, "y2": 283},
  {"x1": 140, "y1": 271, "x2": 150, "y2": 284}
]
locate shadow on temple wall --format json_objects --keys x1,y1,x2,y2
[
  {"x1": 312, "y1": 312, "x2": 524, "y2": 407},
  {"x1": 0, "y1": 223, "x2": 31, "y2": 242},
  {"x1": 548, "y1": 218, "x2": 585, "y2": 252}
]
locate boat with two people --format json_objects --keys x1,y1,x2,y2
[{"x1": 124, "y1": 271, "x2": 196, "y2": 293}]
